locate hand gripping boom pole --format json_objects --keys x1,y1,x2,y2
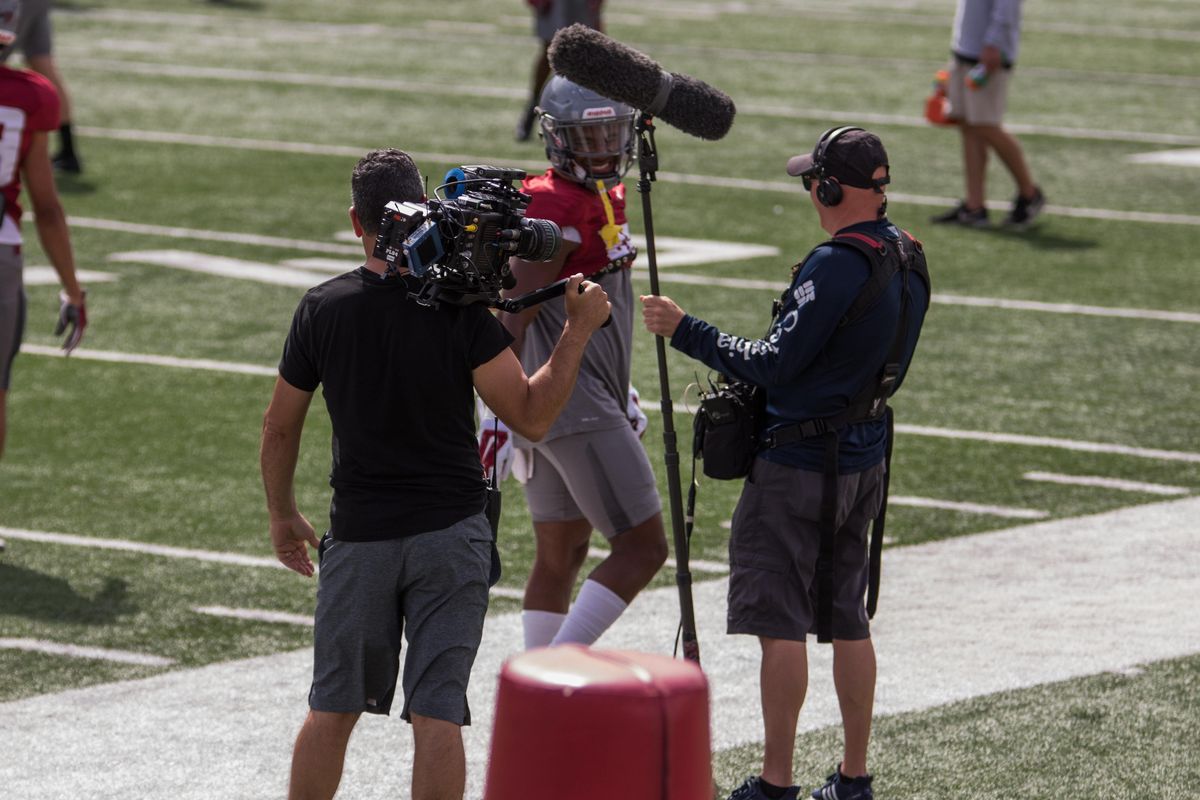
[{"x1": 636, "y1": 114, "x2": 700, "y2": 664}]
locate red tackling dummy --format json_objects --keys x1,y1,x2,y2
[{"x1": 484, "y1": 646, "x2": 711, "y2": 799}]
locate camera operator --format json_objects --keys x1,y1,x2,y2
[
  {"x1": 489, "y1": 76, "x2": 668, "y2": 650},
  {"x1": 259, "y1": 148, "x2": 610, "y2": 800},
  {"x1": 642, "y1": 128, "x2": 930, "y2": 800}
]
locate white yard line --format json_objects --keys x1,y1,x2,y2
[
  {"x1": 1128, "y1": 148, "x2": 1200, "y2": 167},
  {"x1": 109, "y1": 249, "x2": 335, "y2": 288},
  {"x1": 18, "y1": 343, "x2": 278, "y2": 377},
  {"x1": 65, "y1": 208, "x2": 1200, "y2": 318},
  {"x1": 23, "y1": 267, "x2": 118, "y2": 285},
  {"x1": 2, "y1": 497, "x2": 1197, "y2": 798},
  {"x1": 0, "y1": 527, "x2": 528, "y2": 602},
  {"x1": 889, "y1": 495, "x2": 1047, "y2": 520},
  {"x1": 896, "y1": 424, "x2": 1200, "y2": 464},
  {"x1": 193, "y1": 607, "x2": 313, "y2": 627},
  {"x1": 931, "y1": 294, "x2": 1200, "y2": 324},
  {"x1": 0, "y1": 638, "x2": 174, "y2": 667},
  {"x1": 70, "y1": 212, "x2": 362, "y2": 255},
  {"x1": 72, "y1": 54, "x2": 1200, "y2": 131},
  {"x1": 0, "y1": 528, "x2": 287, "y2": 569},
  {"x1": 72, "y1": 6, "x2": 1200, "y2": 48},
  {"x1": 74, "y1": 127, "x2": 1200, "y2": 226},
  {"x1": 17, "y1": 345, "x2": 1200, "y2": 466},
  {"x1": 1023, "y1": 471, "x2": 1191, "y2": 496}
]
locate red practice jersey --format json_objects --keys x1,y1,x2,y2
[
  {"x1": 0, "y1": 65, "x2": 60, "y2": 245},
  {"x1": 521, "y1": 169, "x2": 635, "y2": 281}
]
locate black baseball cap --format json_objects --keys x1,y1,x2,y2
[{"x1": 786, "y1": 128, "x2": 890, "y2": 189}]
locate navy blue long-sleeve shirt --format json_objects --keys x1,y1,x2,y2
[{"x1": 670, "y1": 219, "x2": 929, "y2": 473}]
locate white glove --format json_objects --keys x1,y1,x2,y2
[
  {"x1": 511, "y1": 446, "x2": 534, "y2": 485},
  {"x1": 627, "y1": 384, "x2": 648, "y2": 439},
  {"x1": 477, "y1": 399, "x2": 514, "y2": 482},
  {"x1": 55, "y1": 290, "x2": 88, "y2": 354}
]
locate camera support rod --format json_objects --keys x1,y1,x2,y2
[
  {"x1": 494, "y1": 277, "x2": 612, "y2": 328},
  {"x1": 636, "y1": 113, "x2": 701, "y2": 665}
]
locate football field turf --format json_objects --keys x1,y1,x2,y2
[{"x1": 1, "y1": 1, "x2": 1198, "y2": 797}]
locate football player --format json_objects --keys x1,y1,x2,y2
[
  {"x1": 486, "y1": 75, "x2": 667, "y2": 649},
  {"x1": 0, "y1": 0, "x2": 87, "y2": 461}
]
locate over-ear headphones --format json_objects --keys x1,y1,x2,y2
[{"x1": 810, "y1": 126, "x2": 864, "y2": 208}]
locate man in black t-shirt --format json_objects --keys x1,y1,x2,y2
[{"x1": 260, "y1": 148, "x2": 610, "y2": 800}]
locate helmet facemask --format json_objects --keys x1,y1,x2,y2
[{"x1": 540, "y1": 112, "x2": 635, "y2": 191}]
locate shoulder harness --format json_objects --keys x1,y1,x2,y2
[{"x1": 766, "y1": 229, "x2": 930, "y2": 642}]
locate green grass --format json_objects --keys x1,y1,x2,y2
[{"x1": 713, "y1": 654, "x2": 1200, "y2": 799}]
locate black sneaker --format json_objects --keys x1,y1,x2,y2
[
  {"x1": 810, "y1": 768, "x2": 873, "y2": 800},
  {"x1": 930, "y1": 201, "x2": 989, "y2": 227},
  {"x1": 1003, "y1": 187, "x2": 1045, "y2": 228},
  {"x1": 52, "y1": 151, "x2": 83, "y2": 174},
  {"x1": 728, "y1": 775, "x2": 801, "y2": 800}
]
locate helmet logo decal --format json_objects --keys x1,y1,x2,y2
[{"x1": 582, "y1": 106, "x2": 617, "y2": 119}]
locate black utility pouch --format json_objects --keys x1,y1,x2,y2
[{"x1": 696, "y1": 380, "x2": 762, "y2": 480}]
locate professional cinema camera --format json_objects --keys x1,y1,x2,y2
[{"x1": 373, "y1": 165, "x2": 564, "y2": 310}]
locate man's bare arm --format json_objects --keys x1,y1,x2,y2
[
  {"x1": 475, "y1": 274, "x2": 609, "y2": 441},
  {"x1": 260, "y1": 377, "x2": 321, "y2": 576}
]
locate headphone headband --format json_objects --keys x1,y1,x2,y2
[{"x1": 811, "y1": 126, "x2": 865, "y2": 179}]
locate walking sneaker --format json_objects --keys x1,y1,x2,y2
[
  {"x1": 1003, "y1": 186, "x2": 1046, "y2": 228},
  {"x1": 728, "y1": 775, "x2": 801, "y2": 800},
  {"x1": 811, "y1": 768, "x2": 873, "y2": 800},
  {"x1": 930, "y1": 201, "x2": 989, "y2": 227},
  {"x1": 52, "y1": 151, "x2": 83, "y2": 174}
]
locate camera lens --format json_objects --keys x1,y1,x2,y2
[{"x1": 516, "y1": 218, "x2": 562, "y2": 262}]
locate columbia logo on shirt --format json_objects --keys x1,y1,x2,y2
[{"x1": 793, "y1": 280, "x2": 815, "y2": 307}]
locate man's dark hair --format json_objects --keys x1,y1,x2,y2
[{"x1": 351, "y1": 149, "x2": 424, "y2": 236}]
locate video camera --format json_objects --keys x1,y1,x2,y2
[{"x1": 373, "y1": 165, "x2": 562, "y2": 309}]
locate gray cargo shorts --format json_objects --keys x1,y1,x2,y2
[
  {"x1": 727, "y1": 457, "x2": 884, "y2": 642},
  {"x1": 308, "y1": 513, "x2": 492, "y2": 724}
]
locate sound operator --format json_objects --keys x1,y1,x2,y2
[{"x1": 643, "y1": 129, "x2": 930, "y2": 800}]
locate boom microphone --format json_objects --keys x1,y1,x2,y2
[{"x1": 548, "y1": 24, "x2": 736, "y2": 141}]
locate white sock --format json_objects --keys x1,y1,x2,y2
[
  {"x1": 550, "y1": 580, "x2": 629, "y2": 647},
  {"x1": 522, "y1": 609, "x2": 567, "y2": 649}
]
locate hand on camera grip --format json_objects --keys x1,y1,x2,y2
[{"x1": 567, "y1": 275, "x2": 612, "y2": 330}]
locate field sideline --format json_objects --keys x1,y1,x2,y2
[{"x1": 3, "y1": 496, "x2": 1198, "y2": 797}]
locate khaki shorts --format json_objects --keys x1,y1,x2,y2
[
  {"x1": 727, "y1": 457, "x2": 884, "y2": 642},
  {"x1": 522, "y1": 423, "x2": 662, "y2": 539},
  {"x1": 945, "y1": 57, "x2": 1011, "y2": 127}
]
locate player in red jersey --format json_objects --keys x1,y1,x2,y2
[
  {"x1": 485, "y1": 75, "x2": 667, "y2": 650},
  {"x1": 0, "y1": 0, "x2": 86, "y2": 462}
]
